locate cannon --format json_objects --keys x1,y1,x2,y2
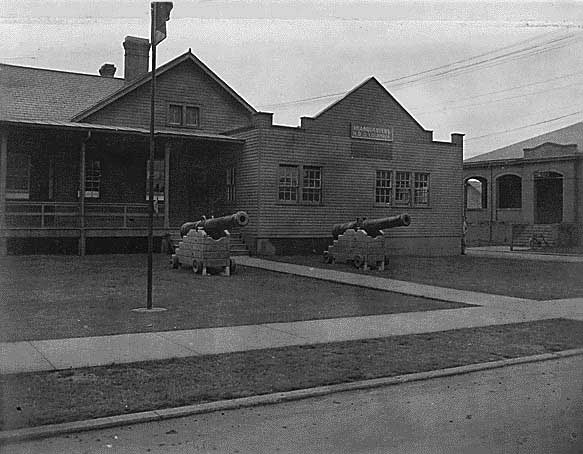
[
  {"x1": 325, "y1": 213, "x2": 411, "y2": 270},
  {"x1": 180, "y1": 211, "x2": 249, "y2": 239},
  {"x1": 172, "y1": 211, "x2": 249, "y2": 276},
  {"x1": 332, "y1": 213, "x2": 411, "y2": 239}
]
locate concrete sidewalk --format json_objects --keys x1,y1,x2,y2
[
  {"x1": 466, "y1": 246, "x2": 583, "y2": 262},
  {"x1": 1, "y1": 256, "x2": 582, "y2": 375}
]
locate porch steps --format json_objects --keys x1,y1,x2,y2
[
  {"x1": 168, "y1": 231, "x2": 249, "y2": 256},
  {"x1": 511, "y1": 224, "x2": 559, "y2": 249}
]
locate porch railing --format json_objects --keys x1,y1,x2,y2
[{"x1": 4, "y1": 201, "x2": 165, "y2": 230}]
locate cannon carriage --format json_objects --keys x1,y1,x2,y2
[
  {"x1": 324, "y1": 213, "x2": 410, "y2": 270},
  {"x1": 172, "y1": 211, "x2": 248, "y2": 276}
]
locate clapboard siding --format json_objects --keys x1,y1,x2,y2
[
  {"x1": 305, "y1": 78, "x2": 433, "y2": 143},
  {"x1": 84, "y1": 60, "x2": 253, "y2": 133},
  {"x1": 256, "y1": 127, "x2": 462, "y2": 240},
  {"x1": 230, "y1": 128, "x2": 261, "y2": 240}
]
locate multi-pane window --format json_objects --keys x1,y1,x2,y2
[
  {"x1": 414, "y1": 173, "x2": 429, "y2": 205},
  {"x1": 146, "y1": 159, "x2": 165, "y2": 201},
  {"x1": 278, "y1": 165, "x2": 299, "y2": 202},
  {"x1": 226, "y1": 167, "x2": 236, "y2": 202},
  {"x1": 302, "y1": 166, "x2": 322, "y2": 203},
  {"x1": 168, "y1": 104, "x2": 200, "y2": 127},
  {"x1": 184, "y1": 106, "x2": 200, "y2": 127},
  {"x1": 395, "y1": 171, "x2": 411, "y2": 205},
  {"x1": 85, "y1": 160, "x2": 101, "y2": 198},
  {"x1": 168, "y1": 104, "x2": 182, "y2": 125},
  {"x1": 375, "y1": 170, "x2": 392, "y2": 204},
  {"x1": 6, "y1": 152, "x2": 30, "y2": 199},
  {"x1": 278, "y1": 165, "x2": 322, "y2": 203}
]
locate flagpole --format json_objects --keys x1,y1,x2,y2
[{"x1": 147, "y1": 2, "x2": 157, "y2": 310}]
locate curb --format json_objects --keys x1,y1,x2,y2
[{"x1": 2, "y1": 347, "x2": 583, "y2": 444}]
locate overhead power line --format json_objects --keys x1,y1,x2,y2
[
  {"x1": 465, "y1": 110, "x2": 583, "y2": 142},
  {"x1": 417, "y1": 80, "x2": 582, "y2": 116},
  {"x1": 257, "y1": 31, "x2": 580, "y2": 110}
]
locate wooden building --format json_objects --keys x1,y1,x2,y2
[
  {"x1": 463, "y1": 122, "x2": 583, "y2": 247},
  {"x1": 0, "y1": 36, "x2": 464, "y2": 256}
]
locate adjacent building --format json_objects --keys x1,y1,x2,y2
[
  {"x1": 0, "y1": 36, "x2": 464, "y2": 256},
  {"x1": 463, "y1": 122, "x2": 583, "y2": 247}
]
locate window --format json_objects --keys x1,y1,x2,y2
[
  {"x1": 375, "y1": 170, "x2": 392, "y2": 204},
  {"x1": 6, "y1": 152, "x2": 30, "y2": 199},
  {"x1": 465, "y1": 177, "x2": 487, "y2": 209},
  {"x1": 414, "y1": 172, "x2": 429, "y2": 206},
  {"x1": 302, "y1": 166, "x2": 322, "y2": 203},
  {"x1": 48, "y1": 156, "x2": 56, "y2": 200},
  {"x1": 185, "y1": 106, "x2": 200, "y2": 127},
  {"x1": 226, "y1": 167, "x2": 236, "y2": 202},
  {"x1": 497, "y1": 174, "x2": 522, "y2": 209},
  {"x1": 168, "y1": 104, "x2": 182, "y2": 125},
  {"x1": 278, "y1": 165, "x2": 299, "y2": 202},
  {"x1": 395, "y1": 171, "x2": 411, "y2": 205},
  {"x1": 278, "y1": 165, "x2": 322, "y2": 204},
  {"x1": 168, "y1": 104, "x2": 200, "y2": 127},
  {"x1": 146, "y1": 159, "x2": 165, "y2": 201},
  {"x1": 85, "y1": 160, "x2": 101, "y2": 198}
]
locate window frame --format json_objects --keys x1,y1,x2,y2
[
  {"x1": 6, "y1": 152, "x2": 31, "y2": 200},
  {"x1": 146, "y1": 159, "x2": 165, "y2": 201},
  {"x1": 85, "y1": 159, "x2": 101, "y2": 199},
  {"x1": 375, "y1": 169, "x2": 392, "y2": 206},
  {"x1": 277, "y1": 164, "x2": 323, "y2": 205},
  {"x1": 226, "y1": 167, "x2": 236, "y2": 202},
  {"x1": 277, "y1": 164, "x2": 300, "y2": 203},
  {"x1": 301, "y1": 165, "x2": 322, "y2": 204},
  {"x1": 394, "y1": 171, "x2": 412, "y2": 207},
  {"x1": 413, "y1": 172, "x2": 430, "y2": 207},
  {"x1": 167, "y1": 103, "x2": 201, "y2": 128}
]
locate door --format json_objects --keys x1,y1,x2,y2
[{"x1": 534, "y1": 172, "x2": 563, "y2": 224}]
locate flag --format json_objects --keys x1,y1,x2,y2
[{"x1": 152, "y1": 2, "x2": 173, "y2": 45}]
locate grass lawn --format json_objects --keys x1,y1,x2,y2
[
  {"x1": 268, "y1": 254, "x2": 583, "y2": 300},
  {"x1": 1, "y1": 318, "x2": 582, "y2": 431},
  {"x1": 0, "y1": 254, "x2": 469, "y2": 342}
]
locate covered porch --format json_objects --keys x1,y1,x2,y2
[{"x1": 0, "y1": 120, "x2": 244, "y2": 255}]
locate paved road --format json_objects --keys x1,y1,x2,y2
[{"x1": 3, "y1": 356, "x2": 582, "y2": 454}]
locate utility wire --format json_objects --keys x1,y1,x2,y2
[
  {"x1": 417, "y1": 81, "x2": 582, "y2": 116},
  {"x1": 417, "y1": 69, "x2": 583, "y2": 107},
  {"x1": 257, "y1": 31, "x2": 580, "y2": 109},
  {"x1": 466, "y1": 110, "x2": 583, "y2": 142}
]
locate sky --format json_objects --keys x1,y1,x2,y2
[{"x1": 1, "y1": 0, "x2": 582, "y2": 158}]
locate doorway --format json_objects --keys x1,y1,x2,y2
[{"x1": 534, "y1": 171, "x2": 563, "y2": 224}]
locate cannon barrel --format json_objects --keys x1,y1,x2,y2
[
  {"x1": 180, "y1": 211, "x2": 249, "y2": 238},
  {"x1": 332, "y1": 213, "x2": 411, "y2": 239}
]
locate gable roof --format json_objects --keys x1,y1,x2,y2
[
  {"x1": 73, "y1": 51, "x2": 257, "y2": 122},
  {"x1": 465, "y1": 121, "x2": 583, "y2": 163},
  {"x1": 312, "y1": 76, "x2": 428, "y2": 132},
  {"x1": 0, "y1": 63, "x2": 125, "y2": 122}
]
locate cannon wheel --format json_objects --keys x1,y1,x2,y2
[
  {"x1": 192, "y1": 260, "x2": 203, "y2": 274},
  {"x1": 171, "y1": 254, "x2": 180, "y2": 269},
  {"x1": 323, "y1": 251, "x2": 333, "y2": 264},
  {"x1": 229, "y1": 259, "x2": 237, "y2": 274},
  {"x1": 353, "y1": 254, "x2": 364, "y2": 269}
]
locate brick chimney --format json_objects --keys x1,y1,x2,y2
[
  {"x1": 98, "y1": 63, "x2": 116, "y2": 78},
  {"x1": 123, "y1": 36, "x2": 151, "y2": 82}
]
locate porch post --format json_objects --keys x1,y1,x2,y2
[
  {"x1": 0, "y1": 130, "x2": 7, "y2": 256},
  {"x1": 164, "y1": 142, "x2": 170, "y2": 229},
  {"x1": 79, "y1": 137, "x2": 87, "y2": 256}
]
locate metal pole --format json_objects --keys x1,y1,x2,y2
[{"x1": 147, "y1": 3, "x2": 157, "y2": 310}]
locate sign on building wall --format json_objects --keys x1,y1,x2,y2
[{"x1": 351, "y1": 124, "x2": 393, "y2": 142}]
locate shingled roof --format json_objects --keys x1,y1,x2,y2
[
  {"x1": 0, "y1": 63, "x2": 125, "y2": 122},
  {"x1": 465, "y1": 121, "x2": 583, "y2": 163}
]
